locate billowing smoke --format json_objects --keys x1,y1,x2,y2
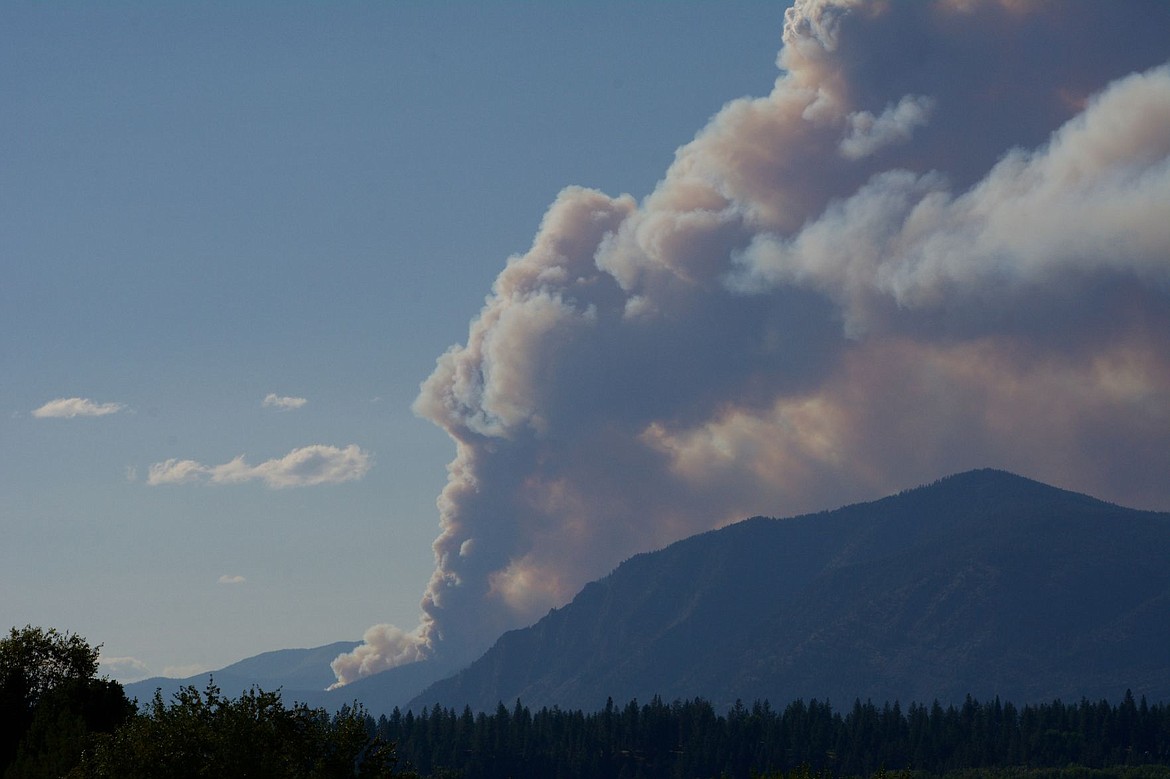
[{"x1": 331, "y1": 0, "x2": 1170, "y2": 684}]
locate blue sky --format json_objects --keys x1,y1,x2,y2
[
  {"x1": 6, "y1": 1, "x2": 1170, "y2": 687},
  {"x1": 1, "y1": 2, "x2": 785, "y2": 680}
]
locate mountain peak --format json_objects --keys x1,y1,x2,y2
[{"x1": 410, "y1": 472, "x2": 1170, "y2": 712}]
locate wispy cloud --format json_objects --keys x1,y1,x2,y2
[
  {"x1": 262, "y1": 393, "x2": 307, "y2": 411},
  {"x1": 146, "y1": 459, "x2": 208, "y2": 486},
  {"x1": 32, "y1": 397, "x2": 125, "y2": 418},
  {"x1": 148, "y1": 444, "x2": 372, "y2": 488},
  {"x1": 99, "y1": 655, "x2": 150, "y2": 683},
  {"x1": 217, "y1": 574, "x2": 246, "y2": 585}
]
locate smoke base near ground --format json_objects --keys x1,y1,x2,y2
[{"x1": 331, "y1": 0, "x2": 1170, "y2": 686}]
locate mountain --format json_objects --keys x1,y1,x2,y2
[
  {"x1": 319, "y1": 655, "x2": 460, "y2": 712},
  {"x1": 122, "y1": 642, "x2": 458, "y2": 716},
  {"x1": 407, "y1": 470, "x2": 1170, "y2": 712},
  {"x1": 124, "y1": 641, "x2": 360, "y2": 708}
]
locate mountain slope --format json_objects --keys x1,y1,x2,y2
[
  {"x1": 122, "y1": 644, "x2": 459, "y2": 716},
  {"x1": 124, "y1": 641, "x2": 359, "y2": 706},
  {"x1": 408, "y1": 470, "x2": 1170, "y2": 712}
]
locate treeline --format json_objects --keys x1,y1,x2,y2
[
  {"x1": 8, "y1": 625, "x2": 1170, "y2": 778},
  {"x1": 377, "y1": 693, "x2": 1170, "y2": 779},
  {"x1": 1, "y1": 626, "x2": 407, "y2": 778}
]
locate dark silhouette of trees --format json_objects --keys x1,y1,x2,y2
[
  {"x1": 3, "y1": 625, "x2": 411, "y2": 778},
  {"x1": 379, "y1": 693, "x2": 1170, "y2": 778},
  {"x1": 7, "y1": 625, "x2": 1170, "y2": 778},
  {"x1": 75, "y1": 680, "x2": 412, "y2": 778},
  {"x1": 0, "y1": 625, "x2": 134, "y2": 778}
]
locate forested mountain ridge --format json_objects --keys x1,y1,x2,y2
[
  {"x1": 124, "y1": 641, "x2": 458, "y2": 715},
  {"x1": 408, "y1": 469, "x2": 1170, "y2": 712},
  {"x1": 123, "y1": 641, "x2": 360, "y2": 709}
]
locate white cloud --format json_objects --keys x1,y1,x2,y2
[
  {"x1": 262, "y1": 393, "x2": 307, "y2": 411},
  {"x1": 148, "y1": 444, "x2": 372, "y2": 488},
  {"x1": 32, "y1": 397, "x2": 125, "y2": 418},
  {"x1": 147, "y1": 459, "x2": 210, "y2": 486},
  {"x1": 100, "y1": 655, "x2": 151, "y2": 683},
  {"x1": 218, "y1": 574, "x2": 246, "y2": 585},
  {"x1": 125, "y1": 466, "x2": 138, "y2": 483}
]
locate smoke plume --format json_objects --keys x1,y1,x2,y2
[{"x1": 331, "y1": 0, "x2": 1170, "y2": 684}]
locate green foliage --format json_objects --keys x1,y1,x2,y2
[
  {"x1": 937, "y1": 769, "x2": 1170, "y2": 778},
  {"x1": 2, "y1": 627, "x2": 405, "y2": 778},
  {"x1": 74, "y1": 680, "x2": 413, "y2": 779},
  {"x1": 382, "y1": 693, "x2": 1170, "y2": 779},
  {"x1": 6, "y1": 624, "x2": 1169, "y2": 779},
  {"x1": 5, "y1": 678, "x2": 134, "y2": 779},
  {"x1": 0, "y1": 626, "x2": 132, "y2": 779},
  {"x1": 0, "y1": 626, "x2": 100, "y2": 712}
]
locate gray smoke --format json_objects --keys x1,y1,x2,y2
[{"x1": 332, "y1": 0, "x2": 1170, "y2": 684}]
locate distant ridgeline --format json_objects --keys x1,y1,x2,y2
[{"x1": 377, "y1": 692, "x2": 1170, "y2": 779}]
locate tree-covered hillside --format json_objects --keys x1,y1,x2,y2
[{"x1": 413, "y1": 470, "x2": 1170, "y2": 712}]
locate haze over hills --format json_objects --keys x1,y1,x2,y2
[
  {"x1": 122, "y1": 644, "x2": 459, "y2": 714},
  {"x1": 407, "y1": 470, "x2": 1170, "y2": 713},
  {"x1": 123, "y1": 641, "x2": 360, "y2": 708}
]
